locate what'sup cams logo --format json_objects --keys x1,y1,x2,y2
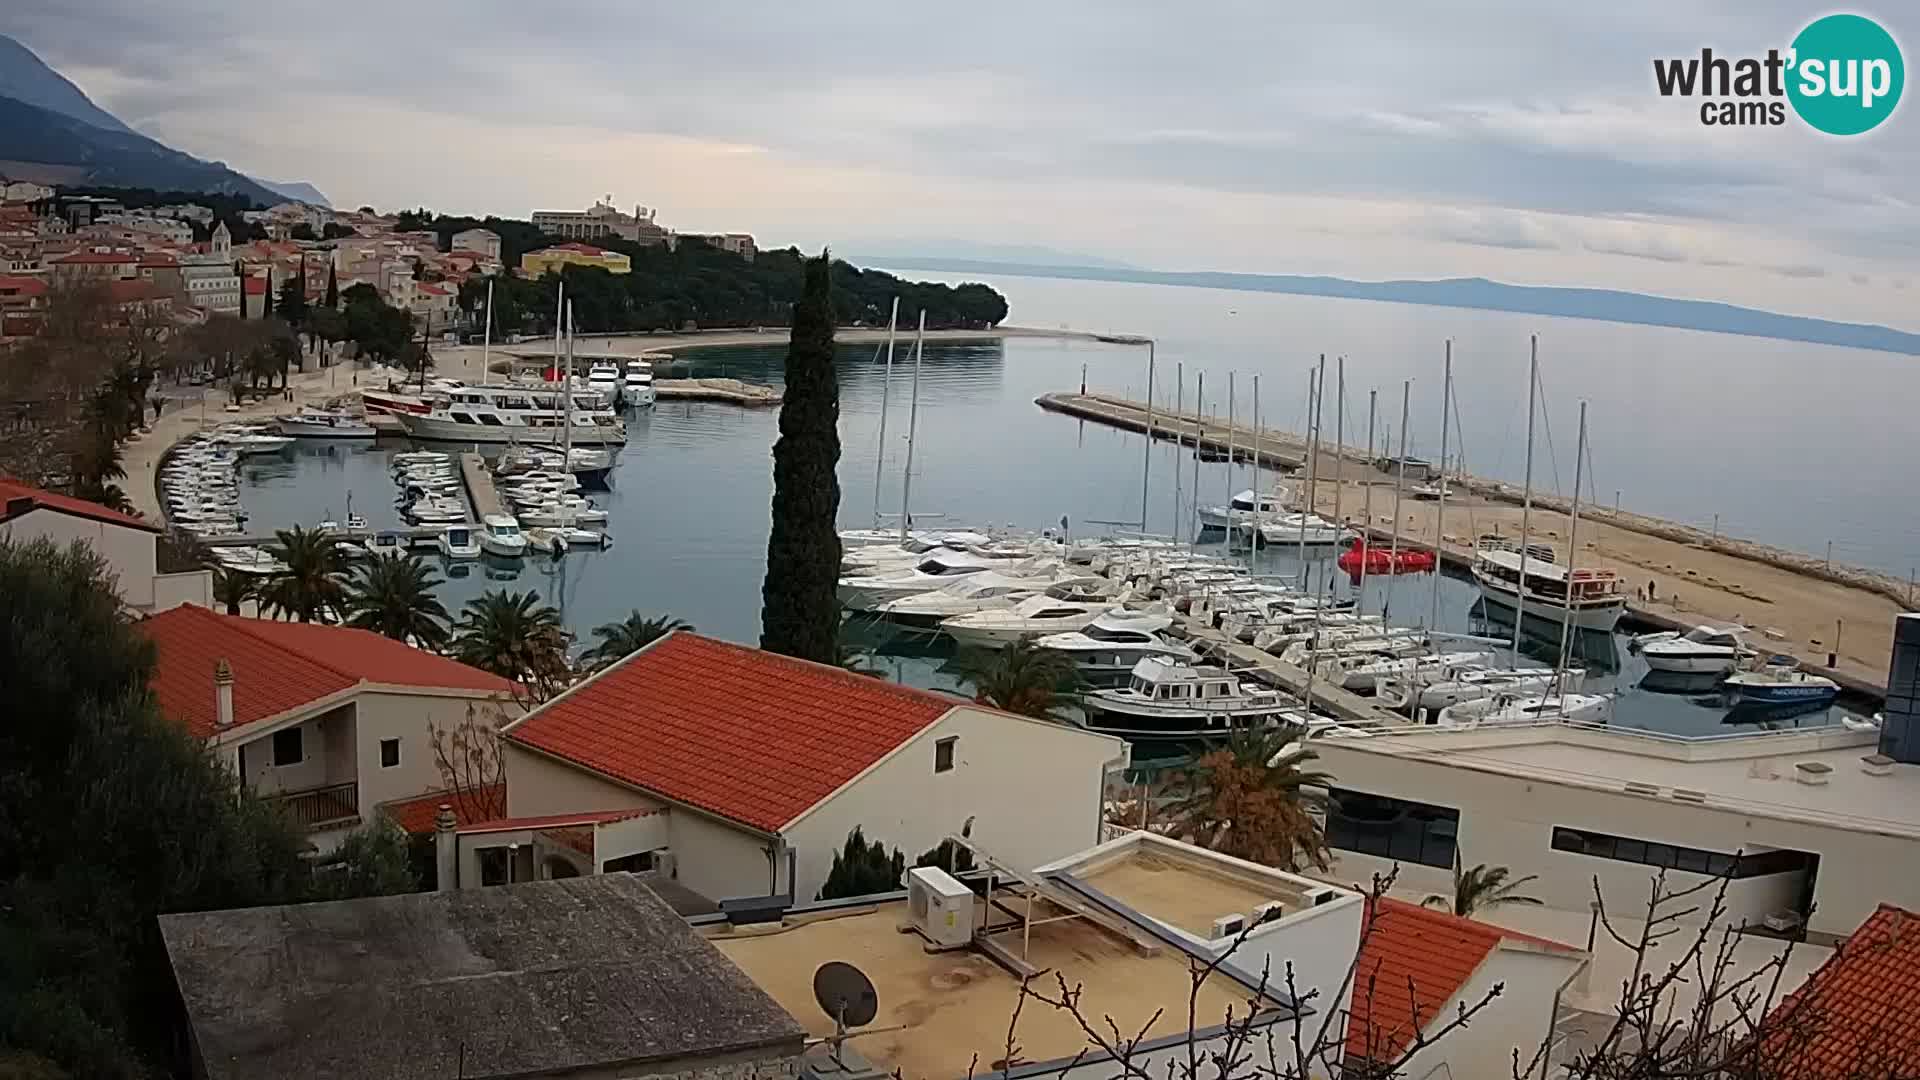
[{"x1": 1654, "y1": 13, "x2": 1904, "y2": 134}]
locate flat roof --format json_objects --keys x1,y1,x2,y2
[
  {"x1": 1076, "y1": 849, "x2": 1295, "y2": 938},
  {"x1": 1326, "y1": 724, "x2": 1919, "y2": 837},
  {"x1": 708, "y1": 898, "x2": 1276, "y2": 1080},
  {"x1": 160, "y1": 876, "x2": 804, "y2": 1080}
]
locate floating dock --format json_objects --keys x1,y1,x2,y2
[
  {"x1": 458, "y1": 452, "x2": 503, "y2": 519},
  {"x1": 1183, "y1": 625, "x2": 1407, "y2": 727},
  {"x1": 654, "y1": 378, "x2": 781, "y2": 407}
]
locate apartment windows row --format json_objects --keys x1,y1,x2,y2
[
  {"x1": 1550, "y1": 826, "x2": 1813, "y2": 879},
  {"x1": 1324, "y1": 787, "x2": 1459, "y2": 869}
]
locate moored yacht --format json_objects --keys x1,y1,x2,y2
[
  {"x1": 395, "y1": 384, "x2": 627, "y2": 445},
  {"x1": 1253, "y1": 513, "x2": 1350, "y2": 547},
  {"x1": 1470, "y1": 535, "x2": 1625, "y2": 632},
  {"x1": 587, "y1": 361, "x2": 623, "y2": 406},
  {"x1": 1434, "y1": 691, "x2": 1612, "y2": 727},
  {"x1": 1722, "y1": 661, "x2": 1839, "y2": 707},
  {"x1": 623, "y1": 359, "x2": 656, "y2": 407},
  {"x1": 1377, "y1": 666, "x2": 1578, "y2": 713},
  {"x1": 1197, "y1": 489, "x2": 1288, "y2": 531},
  {"x1": 479, "y1": 514, "x2": 529, "y2": 558},
  {"x1": 1034, "y1": 610, "x2": 1196, "y2": 684},
  {"x1": 940, "y1": 594, "x2": 1136, "y2": 650},
  {"x1": 835, "y1": 551, "x2": 1026, "y2": 611},
  {"x1": 275, "y1": 408, "x2": 376, "y2": 438},
  {"x1": 436, "y1": 524, "x2": 481, "y2": 560},
  {"x1": 1081, "y1": 656, "x2": 1310, "y2": 740},
  {"x1": 1635, "y1": 624, "x2": 1757, "y2": 674},
  {"x1": 872, "y1": 572, "x2": 1100, "y2": 627}
]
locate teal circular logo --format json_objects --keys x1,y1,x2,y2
[{"x1": 1787, "y1": 14, "x2": 1904, "y2": 135}]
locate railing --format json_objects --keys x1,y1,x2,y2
[{"x1": 268, "y1": 781, "x2": 360, "y2": 830}]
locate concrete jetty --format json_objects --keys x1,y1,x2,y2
[
  {"x1": 1183, "y1": 625, "x2": 1406, "y2": 727},
  {"x1": 1043, "y1": 391, "x2": 1903, "y2": 696},
  {"x1": 654, "y1": 378, "x2": 781, "y2": 406},
  {"x1": 459, "y1": 453, "x2": 503, "y2": 519}
]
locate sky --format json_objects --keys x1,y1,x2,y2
[{"x1": 5, "y1": 1, "x2": 1916, "y2": 327}]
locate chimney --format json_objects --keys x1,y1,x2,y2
[
  {"x1": 213, "y1": 658, "x2": 234, "y2": 729},
  {"x1": 435, "y1": 804, "x2": 459, "y2": 891}
]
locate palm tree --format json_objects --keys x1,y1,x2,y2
[
  {"x1": 261, "y1": 524, "x2": 348, "y2": 622},
  {"x1": 343, "y1": 554, "x2": 450, "y2": 649},
  {"x1": 583, "y1": 611, "x2": 690, "y2": 670},
  {"x1": 1171, "y1": 723, "x2": 1334, "y2": 871},
  {"x1": 452, "y1": 589, "x2": 571, "y2": 701},
  {"x1": 1424, "y1": 856, "x2": 1544, "y2": 917},
  {"x1": 958, "y1": 640, "x2": 1080, "y2": 722},
  {"x1": 210, "y1": 567, "x2": 258, "y2": 616}
]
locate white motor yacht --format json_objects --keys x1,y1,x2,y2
[
  {"x1": 940, "y1": 593, "x2": 1136, "y2": 650},
  {"x1": 361, "y1": 531, "x2": 408, "y2": 559},
  {"x1": 437, "y1": 524, "x2": 482, "y2": 560},
  {"x1": 1436, "y1": 692, "x2": 1611, "y2": 727},
  {"x1": 835, "y1": 551, "x2": 1018, "y2": 611},
  {"x1": 518, "y1": 499, "x2": 610, "y2": 527},
  {"x1": 1336, "y1": 650, "x2": 1498, "y2": 693},
  {"x1": 396, "y1": 384, "x2": 626, "y2": 445},
  {"x1": 1635, "y1": 625, "x2": 1757, "y2": 674},
  {"x1": 875, "y1": 573, "x2": 1103, "y2": 628},
  {"x1": 210, "y1": 546, "x2": 289, "y2": 575},
  {"x1": 1197, "y1": 488, "x2": 1288, "y2": 531},
  {"x1": 1722, "y1": 662, "x2": 1840, "y2": 707},
  {"x1": 1471, "y1": 535, "x2": 1625, "y2": 632},
  {"x1": 210, "y1": 430, "x2": 295, "y2": 455},
  {"x1": 479, "y1": 514, "x2": 529, "y2": 558},
  {"x1": 587, "y1": 361, "x2": 623, "y2": 406},
  {"x1": 1254, "y1": 513, "x2": 1350, "y2": 547},
  {"x1": 623, "y1": 360, "x2": 656, "y2": 407},
  {"x1": 275, "y1": 408, "x2": 376, "y2": 438},
  {"x1": 1081, "y1": 656, "x2": 1309, "y2": 741},
  {"x1": 1034, "y1": 610, "x2": 1197, "y2": 684},
  {"x1": 1377, "y1": 667, "x2": 1577, "y2": 713}
]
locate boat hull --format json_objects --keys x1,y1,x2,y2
[
  {"x1": 1078, "y1": 701, "x2": 1301, "y2": 741},
  {"x1": 1726, "y1": 681, "x2": 1838, "y2": 706},
  {"x1": 1473, "y1": 577, "x2": 1624, "y2": 632},
  {"x1": 1642, "y1": 650, "x2": 1740, "y2": 674},
  {"x1": 276, "y1": 418, "x2": 377, "y2": 438}
]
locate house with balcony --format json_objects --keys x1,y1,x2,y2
[{"x1": 139, "y1": 605, "x2": 514, "y2": 851}]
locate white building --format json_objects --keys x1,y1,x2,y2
[
  {"x1": 450, "y1": 227, "x2": 501, "y2": 260},
  {"x1": 181, "y1": 221, "x2": 240, "y2": 314},
  {"x1": 95, "y1": 212, "x2": 195, "y2": 245},
  {"x1": 152, "y1": 203, "x2": 215, "y2": 225},
  {"x1": 140, "y1": 605, "x2": 517, "y2": 853},
  {"x1": 532, "y1": 198, "x2": 670, "y2": 245},
  {"x1": 1309, "y1": 719, "x2": 1920, "y2": 938},
  {"x1": 480, "y1": 631, "x2": 1130, "y2": 905},
  {"x1": 1, "y1": 180, "x2": 54, "y2": 202},
  {"x1": 1, "y1": 478, "x2": 209, "y2": 613}
]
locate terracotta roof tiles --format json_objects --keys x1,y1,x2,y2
[
  {"x1": 1764, "y1": 904, "x2": 1920, "y2": 1078},
  {"x1": 0, "y1": 475, "x2": 157, "y2": 532},
  {"x1": 505, "y1": 632, "x2": 957, "y2": 832}
]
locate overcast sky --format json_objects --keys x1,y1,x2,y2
[{"x1": 6, "y1": 1, "x2": 1915, "y2": 325}]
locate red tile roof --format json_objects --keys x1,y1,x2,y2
[
  {"x1": 457, "y1": 808, "x2": 660, "y2": 834},
  {"x1": 243, "y1": 276, "x2": 268, "y2": 295},
  {"x1": 0, "y1": 275, "x2": 47, "y2": 298},
  {"x1": 141, "y1": 605, "x2": 512, "y2": 739},
  {"x1": 104, "y1": 279, "x2": 171, "y2": 304},
  {"x1": 1763, "y1": 904, "x2": 1920, "y2": 1078},
  {"x1": 0, "y1": 475, "x2": 157, "y2": 532},
  {"x1": 506, "y1": 632, "x2": 957, "y2": 832},
  {"x1": 380, "y1": 784, "x2": 506, "y2": 834},
  {"x1": 414, "y1": 282, "x2": 449, "y2": 296},
  {"x1": 1345, "y1": 898, "x2": 1577, "y2": 1062},
  {"x1": 52, "y1": 249, "x2": 137, "y2": 264}
]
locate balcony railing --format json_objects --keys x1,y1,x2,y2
[{"x1": 268, "y1": 781, "x2": 360, "y2": 831}]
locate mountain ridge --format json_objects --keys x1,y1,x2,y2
[{"x1": 867, "y1": 257, "x2": 1920, "y2": 357}]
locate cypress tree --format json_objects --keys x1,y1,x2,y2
[
  {"x1": 323, "y1": 261, "x2": 339, "y2": 309},
  {"x1": 759, "y1": 252, "x2": 842, "y2": 663},
  {"x1": 234, "y1": 260, "x2": 246, "y2": 318},
  {"x1": 263, "y1": 268, "x2": 274, "y2": 317}
]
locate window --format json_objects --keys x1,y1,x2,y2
[
  {"x1": 380, "y1": 738, "x2": 400, "y2": 768},
  {"x1": 1549, "y1": 827, "x2": 1813, "y2": 879},
  {"x1": 272, "y1": 727, "x2": 304, "y2": 767},
  {"x1": 1325, "y1": 787, "x2": 1460, "y2": 868},
  {"x1": 603, "y1": 850, "x2": 656, "y2": 874},
  {"x1": 934, "y1": 736, "x2": 957, "y2": 773},
  {"x1": 478, "y1": 846, "x2": 510, "y2": 886}
]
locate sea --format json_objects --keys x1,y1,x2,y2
[{"x1": 229, "y1": 271, "x2": 1904, "y2": 743}]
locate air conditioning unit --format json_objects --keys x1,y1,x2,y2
[
  {"x1": 1303, "y1": 886, "x2": 1343, "y2": 907},
  {"x1": 1253, "y1": 900, "x2": 1287, "y2": 925},
  {"x1": 903, "y1": 866, "x2": 974, "y2": 949},
  {"x1": 1211, "y1": 913, "x2": 1247, "y2": 939}
]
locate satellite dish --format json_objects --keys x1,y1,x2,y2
[{"x1": 813, "y1": 961, "x2": 879, "y2": 1029}]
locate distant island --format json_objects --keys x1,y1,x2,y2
[{"x1": 864, "y1": 258, "x2": 1920, "y2": 357}]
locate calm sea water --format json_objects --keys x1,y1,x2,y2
[{"x1": 232, "y1": 275, "x2": 1890, "y2": 739}]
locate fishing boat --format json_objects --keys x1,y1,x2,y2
[
  {"x1": 275, "y1": 408, "x2": 377, "y2": 438},
  {"x1": 1336, "y1": 539, "x2": 1435, "y2": 577},
  {"x1": 436, "y1": 524, "x2": 481, "y2": 559},
  {"x1": 479, "y1": 514, "x2": 529, "y2": 558},
  {"x1": 1435, "y1": 692, "x2": 1612, "y2": 727},
  {"x1": 1722, "y1": 661, "x2": 1840, "y2": 707},
  {"x1": 1634, "y1": 625, "x2": 1758, "y2": 674},
  {"x1": 1080, "y1": 656, "x2": 1309, "y2": 740},
  {"x1": 395, "y1": 384, "x2": 627, "y2": 445},
  {"x1": 1470, "y1": 535, "x2": 1625, "y2": 632},
  {"x1": 1377, "y1": 667, "x2": 1580, "y2": 713},
  {"x1": 939, "y1": 594, "x2": 1135, "y2": 650},
  {"x1": 1033, "y1": 610, "x2": 1197, "y2": 684}
]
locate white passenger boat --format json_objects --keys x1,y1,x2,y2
[
  {"x1": 1470, "y1": 535, "x2": 1625, "y2": 632},
  {"x1": 1435, "y1": 692, "x2": 1612, "y2": 727},
  {"x1": 275, "y1": 408, "x2": 376, "y2": 439},
  {"x1": 395, "y1": 384, "x2": 627, "y2": 445},
  {"x1": 436, "y1": 525, "x2": 481, "y2": 560},
  {"x1": 1034, "y1": 610, "x2": 1197, "y2": 684},
  {"x1": 1635, "y1": 625, "x2": 1757, "y2": 674},
  {"x1": 1081, "y1": 656, "x2": 1310, "y2": 741},
  {"x1": 479, "y1": 514, "x2": 528, "y2": 558}
]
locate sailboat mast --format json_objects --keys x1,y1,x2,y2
[
  {"x1": 1357, "y1": 389, "x2": 1377, "y2": 614},
  {"x1": 1386, "y1": 381, "x2": 1410, "y2": 620},
  {"x1": 1555, "y1": 401, "x2": 1589, "y2": 709},
  {"x1": 480, "y1": 278, "x2": 493, "y2": 387},
  {"x1": 1172, "y1": 363, "x2": 1183, "y2": 544},
  {"x1": 1328, "y1": 357, "x2": 1344, "y2": 608},
  {"x1": 897, "y1": 310, "x2": 926, "y2": 542},
  {"x1": 1429, "y1": 340, "x2": 1452, "y2": 631},
  {"x1": 1252, "y1": 373, "x2": 1262, "y2": 528},
  {"x1": 564, "y1": 301, "x2": 575, "y2": 459},
  {"x1": 872, "y1": 297, "x2": 899, "y2": 528},
  {"x1": 1296, "y1": 365, "x2": 1318, "y2": 582},
  {"x1": 1511, "y1": 336, "x2": 1539, "y2": 669},
  {"x1": 1140, "y1": 341, "x2": 1155, "y2": 533},
  {"x1": 1190, "y1": 372, "x2": 1203, "y2": 554},
  {"x1": 1224, "y1": 373, "x2": 1235, "y2": 543}
]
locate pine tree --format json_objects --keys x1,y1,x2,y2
[
  {"x1": 817, "y1": 826, "x2": 905, "y2": 900},
  {"x1": 323, "y1": 261, "x2": 339, "y2": 309},
  {"x1": 759, "y1": 252, "x2": 842, "y2": 664}
]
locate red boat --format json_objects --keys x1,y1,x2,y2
[{"x1": 1338, "y1": 538, "x2": 1436, "y2": 577}]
